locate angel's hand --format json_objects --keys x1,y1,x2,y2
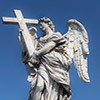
[{"x1": 29, "y1": 52, "x2": 39, "y2": 64}]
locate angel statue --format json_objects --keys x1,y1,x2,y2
[{"x1": 18, "y1": 17, "x2": 90, "y2": 100}]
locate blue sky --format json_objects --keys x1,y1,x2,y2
[{"x1": 0, "y1": 0, "x2": 100, "y2": 100}]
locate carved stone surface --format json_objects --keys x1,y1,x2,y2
[{"x1": 2, "y1": 10, "x2": 90, "y2": 100}]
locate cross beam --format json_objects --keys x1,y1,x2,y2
[{"x1": 2, "y1": 9, "x2": 39, "y2": 57}]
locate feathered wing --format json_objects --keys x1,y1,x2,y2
[
  {"x1": 18, "y1": 27, "x2": 38, "y2": 51},
  {"x1": 64, "y1": 19, "x2": 90, "y2": 82}
]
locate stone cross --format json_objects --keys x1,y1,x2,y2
[{"x1": 2, "y1": 9, "x2": 39, "y2": 57}]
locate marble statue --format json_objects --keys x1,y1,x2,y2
[
  {"x1": 2, "y1": 10, "x2": 90, "y2": 100},
  {"x1": 21, "y1": 17, "x2": 90, "y2": 100}
]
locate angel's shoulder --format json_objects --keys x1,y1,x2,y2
[{"x1": 50, "y1": 32, "x2": 62, "y2": 39}]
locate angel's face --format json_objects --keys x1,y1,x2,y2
[{"x1": 40, "y1": 22, "x2": 49, "y2": 32}]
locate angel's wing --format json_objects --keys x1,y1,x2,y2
[
  {"x1": 29, "y1": 27, "x2": 38, "y2": 49},
  {"x1": 18, "y1": 27, "x2": 38, "y2": 52},
  {"x1": 63, "y1": 19, "x2": 90, "y2": 82}
]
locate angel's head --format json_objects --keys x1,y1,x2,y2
[{"x1": 39, "y1": 17, "x2": 55, "y2": 32}]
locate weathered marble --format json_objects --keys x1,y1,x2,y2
[{"x1": 2, "y1": 10, "x2": 90, "y2": 100}]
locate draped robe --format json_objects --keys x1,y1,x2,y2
[{"x1": 29, "y1": 32, "x2": 72, "y2": 100}]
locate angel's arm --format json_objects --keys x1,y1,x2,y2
[
  {"x1": 34, "y1": 33, "x2": 66, "y2": 56},
  {"x1": 29, "y1": 41, "x2": 57, "y2": 64},
  {"x1": 29, "y1": 33, "x2": 66, "y2": 64},
  {"x1": 35, "y1": 41, "x2": 56, "y2": 56}
]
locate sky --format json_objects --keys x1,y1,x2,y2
[{"x1": 0, "y1": 0, "x2": 100, "y2": 100}]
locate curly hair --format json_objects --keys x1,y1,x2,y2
[{"x1": 39, "y1": 17, "x2": 55, "y2": 31}]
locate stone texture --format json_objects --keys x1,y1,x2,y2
[{"x1": 2, "y1": 11, "x2": 90, "y2": 100}]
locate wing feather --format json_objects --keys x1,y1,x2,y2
[{"x1": 64, "y1": 19, "x2": 90, "y2": 82}]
